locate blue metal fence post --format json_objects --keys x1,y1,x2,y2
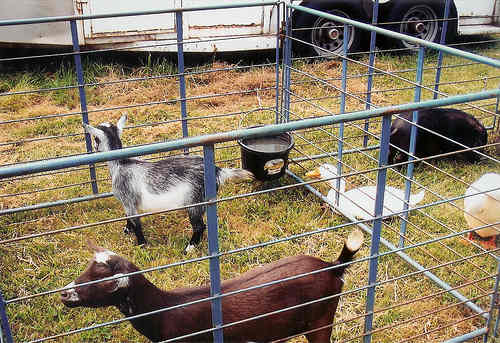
[
  {"x1": 494, "y1": 259, "x2": 500, "y2": 339},
  {"x1": 494, "y1": 306, "x2": 500, "y2": 338},
  {"x1": 280, "y1": 5, "x2": 292, "y2": 123},
  {"x1": 176, "y1": 11, "x2": 189, "y2": 154},
  {"x1": 399, "y1": 46, "x2": 425, "y2": 248},
  {"x1": 335, "y1": 24, "x2": 349, "y2": 205},
  {"x1": 363, "y1": 113, "x2": 392, "y2": 343},
  {"x1": 494, "y1": 82, "x2": 500, "y2": 132},
  {"x1": 279, "y1": 4, "x2": 287, "y2": 124},
  {"x1": 70, "y1": 20, "x2": 98, "y2": 194},
  {"x1": 363, "y1": 0, "x2": 379, "y2": 147},
  {"x1": 203, "y1": 144, "x2": 224, "y2": 342},
  {"x1": 275, "y1": 3, "x2": 281, "y2": 124},
  {"x1": 484, "y1": 258, "x2": 500, "y2": 342},
  {"x1": 0, "y1": 291, "x2": 13, "y2": 343},
  {"x1": 433, "y1": 0, "x2": 452, "y2": 99}
]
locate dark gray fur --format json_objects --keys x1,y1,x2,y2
[
  {"x1": 388, "y1": 108, "x2": 488, "y2": 166},
  {"x1": 83, "y1": 115, "x2": 253, "y2": 251}
]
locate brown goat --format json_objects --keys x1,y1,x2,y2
[{"x1": 61, "y1": 230, "x2": 363, "y2": 342}]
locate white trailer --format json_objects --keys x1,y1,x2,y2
[{"x1": 0, "y1": 0, "x2": 498, "y2": 55}]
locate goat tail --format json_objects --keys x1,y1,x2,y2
[
  {"x1": 217, "y1": 168, "x2": 255, "y2": 185},
  {"x1": 409, "y1": 190, "x2": 425, "y2": 207},
  {"x1": 335, "y1": 229, "x2": 364, "y2": 274}
]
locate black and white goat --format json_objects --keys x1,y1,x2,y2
[
  {"x1": 83, "y1": 115, "x2": 253, "y2": 251},
  {"x1": 61, "y1": 230, "x2": 364, "y2": 342}
]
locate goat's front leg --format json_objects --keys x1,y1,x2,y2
[
  {"x1": 125, "y1": 217, "x2": 147, "y2": 245},
  {"x1": 122, "y1": 204, "x2": 147, "y2": 245},
  {"x1": 186, "y1": 206, "x2": 206, "y2": 253},
  {"x1": 123, "y1": 218, "x2": 133, "y2": 234},
  {"x1": 120, "y1": 196, "x2": 147, "y2": 245}
]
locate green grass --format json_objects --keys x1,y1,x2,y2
[{"x1": 1, "y1": 39, "x2": 500, "y2": 343}]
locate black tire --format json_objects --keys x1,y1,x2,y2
[
  {"x1": 384, "y1": 0, "x2": 457, "y2": 49},
  {"x1": 292, "y1": 2, "x2": 366, "y2": 57}
]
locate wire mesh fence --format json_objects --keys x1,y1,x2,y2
[{"x1": 1, "y1": 1, "x2": 499, "y2": 342}]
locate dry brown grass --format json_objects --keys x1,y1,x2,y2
[{"x1": 1, "y1": 44, "x2": 500, "y2": 343}]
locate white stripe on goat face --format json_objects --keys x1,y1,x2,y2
[{"x1": 94, "y1": 250, "x2": 116, "y2": 264}]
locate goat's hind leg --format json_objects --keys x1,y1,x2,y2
[
  {"x1": 305, "y1": 303, "x2": 336, "y2": 343},
  {"x1": 185, "y1": 206, "x2": 206, "y2": 253},
  {"x1": 305, "y1": 321, "x2": 333, "y2": 343}
]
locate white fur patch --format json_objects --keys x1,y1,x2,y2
[
  {"x1": 101, "y1": 122, "x2": 112, "y2": 127},
  {"x1": 112, "y1": 273, "x2": 130, "y2": 291},
  {"x1": 218, "y1": 168, "x2": 253, "y2": 185},
  {"x1": 94, "y1": 250, "x2": 117, "y2": 264},
  {"x1": 185, "y1": 244, "x2": 195, "y2": 253},
  {"x1": 138, "y1": 182, "x2": 192, "y2": 213},
  {"x1": 63, "y1": 282, "x2": 79, "y2": 302}
]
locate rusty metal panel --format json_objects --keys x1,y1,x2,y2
[
  {"x1": 85, "y1": 34, "x2": 276, "y2": 52},
  {"x1": 455, "y1": 0, "x2": 497, "y2": 26},
  {"x1": 458, "y1": 24, "x2": 500, "y2": 35},
  {"x1": 0, "y1": 0, "x2": 77, "y2": 45},
  {"x1": 184, "y1": 0, "x2": 264, "y2": 29},
  {"x1": 455, "y1": 0, "x2": 496, "y2": 17},
  {"x1": 80, "y1": 0, "x2": 178, "y2": 39}
]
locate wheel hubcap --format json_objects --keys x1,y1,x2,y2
[
  {"x1": 407, "y1": 16, "x2": 426, "y2": 34},
  {"x1": 413, "y1": 22, "x2": 426, "y2": 34},
  {"x1": 399, "y1": 5, "x2": 438, "y2": 47},
  {"x1": 328, "y1": 28, "x2": 340, "y2": 40},
  {"x1": 310, "y1": 10, "x2": 353, "y2": 56}
]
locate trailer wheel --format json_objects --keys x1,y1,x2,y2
[
  {"x1": 385, "y1": 1, "x2": 457, "y2": 49},
  {"x1": 292, "y1": 3, "x2": 365, "y2": 57}
]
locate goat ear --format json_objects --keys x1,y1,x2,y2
[
  {"x1": 83, "y1": 124, "x2": 105, "y2": 140},
  {"x1": 107, "y1": 257, "x2": 126, "y2": 273},
  {"x1": 117, "y1": 115, "x2": 127, "y2": 137},
  {"x1": 87, "y1": 240, "x2": 105, "y2": 253}
]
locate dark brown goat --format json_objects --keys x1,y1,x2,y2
[
  {"x1": 388, "y1": 108, "x2": 487, "y2": 166},
  {"x1": 61, "y1": 230, "x2": 364, "y2": 342}
]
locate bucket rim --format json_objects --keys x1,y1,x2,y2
[{"x1": 237, "y1": 131, "x2": 295, "y2": 154}]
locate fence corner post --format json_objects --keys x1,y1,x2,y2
[
  {"x1": 176, "y1": 11, "x2": 189, "y2": 154},
  {"x1": 70, "y1": 19, "x2": 98, "y2": 194},
  {"x1": 0, "y1": 291, "x2": 13, "y2": 343},
  {"x1": 203, "y1": 144, "x2": 224, "y2": 342}
]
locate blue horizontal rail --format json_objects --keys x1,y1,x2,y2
[
  {"x1": 1, "y1": 3, "x2": 498, "y2": 342},
  {"x1": 0, "y1": 193, "x2": 112, "y2": 216},
  {"x1": 441, "y1": 327, "x2": 488, "y2": 343},
  {"x1": 1, "y1": 88, "x2": 498, "y2": 179}
]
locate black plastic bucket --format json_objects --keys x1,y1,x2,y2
[{"x1": 238, "y1": 132, "x2": 294, "y2": 181}]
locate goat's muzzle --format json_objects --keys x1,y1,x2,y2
[{"x1": 60, "y1": 282, "x2": 81, "y2": 307}]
